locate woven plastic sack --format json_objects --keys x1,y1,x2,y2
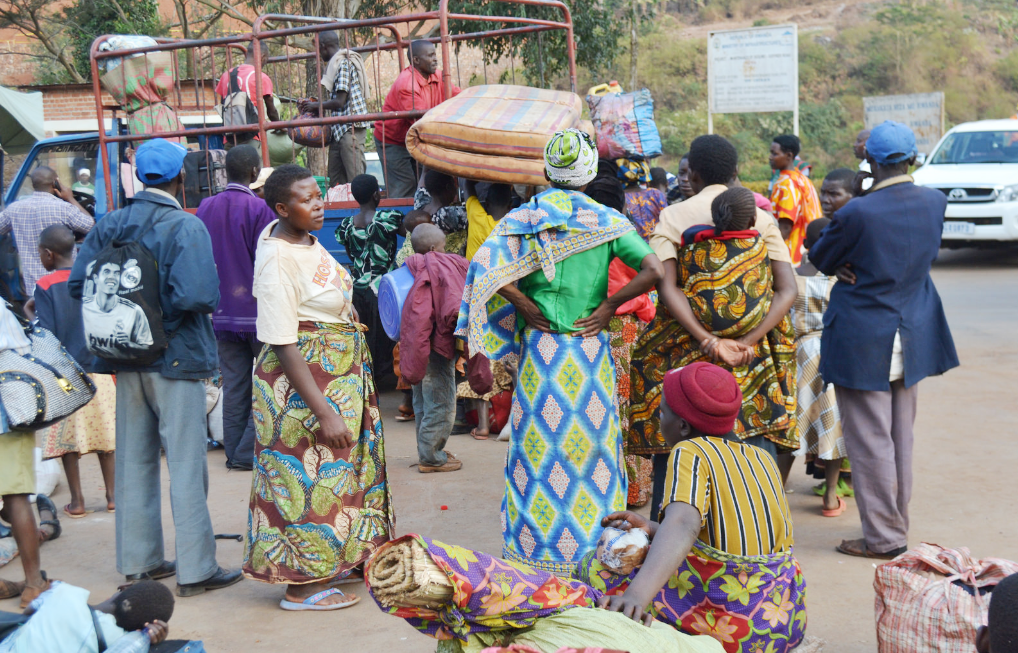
[
  {"x1": 406, "y1": 85, "x2": 586, "y2": 186},
  {"x1": 289, "y1": 109, "x2": 333, "y2": 148},
  {"x1": 874, "y1": 542, "x2": 1018, "y2": 653},
  {"x1": 100, "y1": 51, "x2": 176, "y2": 111},
  {"x1": 587, "y1": 88, "x2": 662, "y2": 160}
]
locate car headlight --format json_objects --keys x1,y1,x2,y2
[{"x1": 996, "y1": 184, "x2": 1018, "y2": 203}]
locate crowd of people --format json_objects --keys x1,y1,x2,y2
[{"x1": 0, "y1": 35, "x2": 1000, "y2": 652}]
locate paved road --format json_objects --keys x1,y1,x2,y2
[{"x1": 3, "y1": 247, "x2": 1015, "y2": 652}]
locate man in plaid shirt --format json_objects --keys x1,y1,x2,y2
[
  {"x1": 300, "y1": 30, "x2": 369, "y2": 188},
  {"x1": 0, "y1": 166, "x2": 94, "y2": 296}
]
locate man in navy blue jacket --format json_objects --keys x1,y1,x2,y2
[
  {"x1": 810, "y1": 122, "x2": 959, "y2": 559},
  {"x1": 69, "y1": 139, "x2": 242, "y2": 596}
]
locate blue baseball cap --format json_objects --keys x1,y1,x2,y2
[
  {"x1": 135, "y1": 139, "x2": 188, "y2": 185},
  {"x1": 866, "y1": 121, "x2": 917, "y2": 166}
]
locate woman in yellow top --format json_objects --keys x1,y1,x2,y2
[
  {"x1": 769, "y1": 134, "x2": 822, "y2": 266},
  {"x1": 580, "y1": 363, "x2": 806, "y2": 653},
  {"x1": 457, "y1": 129, "x2": 663, "y2": 574},
  {"x1": 464, "y1": 180, "x2": 512, "y2": 261}
]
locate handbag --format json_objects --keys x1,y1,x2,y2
[
  {"x1": 289, "y1": 102, "x2": 334, "y2": 148},
  {"x1": 0, "y1": 307, "x2": 96, "y2": 430}
]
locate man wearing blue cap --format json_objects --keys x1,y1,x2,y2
[
  {"x1": 810, "y1": 121, "x2": 959, "y2": 559},
  {"x1": 69, "y1": 139, "x2": 242, "y2": 595}
]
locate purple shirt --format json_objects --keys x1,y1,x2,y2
[{"x1": 195, "y1": 184, "x2": 276, "y2": 334}]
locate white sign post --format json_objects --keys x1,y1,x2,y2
[
  {"x1": 707, "y1": 24, "x2": 799, "y2": 135},
  {"x1": 863, "y1": 92, "x2": 945, "y2": 155}
]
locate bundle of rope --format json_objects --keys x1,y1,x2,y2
[{"x1": 366, "y1": 535, "x2": 454, "y2": 609}]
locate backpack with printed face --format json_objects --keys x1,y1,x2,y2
[
  {"x1": 219, "y1": 67, "x2": 260, "y2": 130},
  {"x1": 81, "y1": 206, "x2": 169, "y2": 365}
]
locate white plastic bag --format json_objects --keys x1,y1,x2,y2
[{"x1": 34, "y1": 447, "x2": 60, "y2": 498}]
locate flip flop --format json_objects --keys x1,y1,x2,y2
[
  {"x1": 63, "y1": 505, "x2": 91, "y2": 519},
  {"x1": 470, "y1": 428, "x2": 489, "y2": 441},
  {"x1": 394, "y1": 412, "x2": 415, "y2": 422},
  {"x1": 279, "y1": 587, "x2": 360, "y2": 611},
  {"x1": 821, "y1": 496, "x2": 846, "y2": 518}
]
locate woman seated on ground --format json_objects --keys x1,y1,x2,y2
[
  {"x1": 242, "y1": 165, "x2": 394, "y2": 612},
  {"x1": 580, "y1": 362, "x2": 806, "y2": 653}
]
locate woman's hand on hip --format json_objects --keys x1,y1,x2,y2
[
  {"x1": 573, "y1": 300, "x2": 616, "y2": 337},
  {"x1": 515, "y1": 296, "x2": 553, "y2": 332},
  {"x1": 316, "y1": 412, "x2": 354, "y2": 449}
]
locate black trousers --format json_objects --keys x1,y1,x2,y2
[
  {"x1": 216, "y1": 333, "x2": 263, "y2": 466},
  {"x1": 353, "y1": 286, "x2": 395, "y2": 387}
]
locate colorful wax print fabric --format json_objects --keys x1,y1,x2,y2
[
  {"x1": 368, "y1": 534, "x2": 599, "y2": 642},
  {"x1": 577, "y1": 541, "x2": 807, "y2": 653},
  {"x1": 243, "y1": 321, "x2": 394, "y2": 584},
  {"x1": 627, "y1": 235, "x2": 797, "y2": 455},
  {"x1": 503, "y1": 327, "x2": 627, "y2": 574}
]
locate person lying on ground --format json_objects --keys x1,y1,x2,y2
[
  {"x1": 579, "y1": 362, "x2": 806, "y2": 653},
  {"x1": 0, "y1": 580, "x2": 172, "y2": 652}
]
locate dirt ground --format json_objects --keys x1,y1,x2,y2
[{"x1": 2, "y1": 247, "x2": 1016, "y2": 652}]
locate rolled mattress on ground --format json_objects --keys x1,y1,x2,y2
[{"x1": 405, "y1": 85, "x2": 586, "y2": 186}]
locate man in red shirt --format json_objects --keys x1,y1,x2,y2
[
  {"x1": 215, "y1": 41, "x2": 280, "y2": 151},
  {"x1": 373, "y1": 40, "x2": 460, "y2": 198}
]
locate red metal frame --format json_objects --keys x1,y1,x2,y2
[{"x1": 89, "y1": 0, "x2": 577, "y2": 210}]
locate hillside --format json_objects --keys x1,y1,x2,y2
[{"x1": 582, "y1": 0, "x2": 1018, "y2": 181}]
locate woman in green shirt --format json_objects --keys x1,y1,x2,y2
[{"x1": 456, "y1": 129, "x2": 663, "y2": 574}]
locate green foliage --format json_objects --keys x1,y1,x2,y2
[
  {"x1": 65, "y1": 0, "x2": 167, "y2": 81},
  {"x1": 587, "y1": 0, "x2": 1018, "y2": 181}
]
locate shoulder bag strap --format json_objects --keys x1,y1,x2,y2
[{"x1": 90, "y1": 608, "x2": 108, "y2": 653}]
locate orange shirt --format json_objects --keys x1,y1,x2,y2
[
  {"x1": 373, "y1": 66, "x2": 461, "y2": 145},
  {"x1": 770, "y1": 169, "x2": 822, "y2": 266}
]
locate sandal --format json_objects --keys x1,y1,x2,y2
[
  {"x1": 836, "y1": 538, "x2": 906, "y2": 560},
  {"x1": 329, "y1": 572, "x2": 364, "y2": 586},
  {"x1": 19, "y1": 573, "x2": 50, "y2": 609},
  {"x1": 63, "y1": 504, "x2": 91, "y2": 519},
  {"x1": 279, "y1": 587, "x2": 360, "y2": 611},
  {"x1": 821, "y1": 496, "x2": 847, "y2": 518},
  {"x1": 394, "y1": 410, "x2": 415, "y2": 422},
  {"x1": 35, "y1": 495, "x2": 61, "y2": 542},
  {"x1": 0, "y1": 578, "x2": 25, "y2": 600}
]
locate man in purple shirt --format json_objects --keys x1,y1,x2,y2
[{"x1": 195, "y1": 145, "x2": 276, "y2": 470}]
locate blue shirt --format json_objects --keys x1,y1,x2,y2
[
  {"x1": 0, "y1": 582, "x2": 125, "y2": 653},
  {"x1": 68, "y1": 190, "x2": 220, "y2": 379},
  {"x1": 34, "y1": 268, "x2": 93, "y2": 367}
]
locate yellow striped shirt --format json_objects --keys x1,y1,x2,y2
[{"x1": 661, "y1": 437, "x2": 793, "y2": 556}]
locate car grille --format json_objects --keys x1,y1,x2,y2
[
  {"x1": 943, "y1": 217, "x2": 1003, "y2": 225},
  {"x1": 936, "y1": 187, "x2": 997, "y2": 203}
]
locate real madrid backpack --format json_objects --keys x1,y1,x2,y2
[{"x1": 81, "y1": 204, "x2": 170, "y2": 365}]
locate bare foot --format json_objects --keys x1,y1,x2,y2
[{"x1": 471, "y1": 427, "x2": 489, "y2": 440}]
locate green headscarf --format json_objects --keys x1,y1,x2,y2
[{"x1": 544, "y1": 128, "x2": 598, "y2": 188}]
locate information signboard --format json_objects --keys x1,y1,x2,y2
[
  {"x1": 707, "y1": 24, "x2": 799, "y2": 133},
  {"x1": 863, "y1": 92, "x2": 945, "y2": 154}
]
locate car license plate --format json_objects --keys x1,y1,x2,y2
[{"x1": 943, "y1": 221, "x2": 976, "y2": 236}]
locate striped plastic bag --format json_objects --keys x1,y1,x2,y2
[{"x1": 874, "y1": 543, "x2": 1018, "y2": 653}]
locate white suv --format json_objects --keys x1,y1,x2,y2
[{"x1": 911, "y1": 119, "x2": 1018, "y2": 246}]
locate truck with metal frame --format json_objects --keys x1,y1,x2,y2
[{"x1": 3, "y1": 1, "x2": 577, "y2": 264}]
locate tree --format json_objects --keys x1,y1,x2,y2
[
  {"x1": 0, "y1": 0, "x2": 86, "y2": 82},
  {"x1": 65, "y1": 0, "x2": 167, "y2": 82}
]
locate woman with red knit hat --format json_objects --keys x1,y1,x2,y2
[{"x1": 578, "y1": 362, "x2": 807, "y2": 653}]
